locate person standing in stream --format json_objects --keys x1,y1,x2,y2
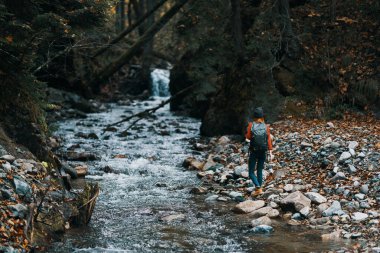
[{"x1": 245, "y1": 107, "x2": 273, "y2": 197}]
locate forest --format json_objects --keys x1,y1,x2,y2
[{"x1": 0, "y1": 0, "x2": 379, "y2": 252}]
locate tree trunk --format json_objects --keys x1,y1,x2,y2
[
  {"x1": 119, "y1": 0, "x2": 125, "y2": 32},
  {"x1": 89, "y1": 0, "x2": 189, "y2": 93},
  {"x1": 140, "y1": 0, "x2": 155, "y2": 94},
  {"x1": 230, "y1": 0, "x2": 244, "y2": 59},
  {"x1": 276, "y1": 0, "x2": 299, "y2": 58},
  {"x1": 93, "y1": 0, "x2": 168, "y2": 58}
]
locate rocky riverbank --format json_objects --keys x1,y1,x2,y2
[
  {"x1": 0, "y1": 88, "x2": 104, "y2": 252},
  {"x1": 185, "y1": 116, "x2": 380, "y2": 252}
]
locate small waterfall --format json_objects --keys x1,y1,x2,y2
[{"x1": 150, "y1": 68, "x2": 170, "y2": 97}]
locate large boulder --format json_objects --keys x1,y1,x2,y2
[
  {"x1": 249, "y1": 206, "x2": 274, "y2": 218},
  {"x1": 233, "y1": 200, "x2": 265, "y2": 214},
  {"x1": 279, "y1": 191, "x2": 311, "y2": 212}
]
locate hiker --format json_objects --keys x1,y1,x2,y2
[{"x1": 245, "y1": 107, "x2": 273, "y2": 197}]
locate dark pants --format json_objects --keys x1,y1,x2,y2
[{"x1": 248, "y1": 150, "x2": 266, "y2": 187}]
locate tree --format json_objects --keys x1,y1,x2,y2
[
  {"x1": 89, "y1": 0, "x2": 189, "y2": 93},
  {"x1": 230, "y1": 0, "x2": 244, "y2": 59}
]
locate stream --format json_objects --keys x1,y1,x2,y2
[{"x1": 48, "y1": 70, "x2": 348, "y2": 253}]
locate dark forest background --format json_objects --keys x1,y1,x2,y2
[{"x1": 0, "y1": 0, "x2": 379, "y2": 160}]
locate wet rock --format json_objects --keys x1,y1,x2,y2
[
  {"x1": 190, "y1": 187, "x2": 207, "y2": 194},
  {"x1": 251, "y1": 216, "x2": 272, "y2": 227},
  {"x1": 217, "y1": 197, "x2": 229, "y2": 202},
  {"x1": 322, "y1": 201, "x2": 342, "y2": 217},
  {"x1": 331, "y1": 172, "x2": 347, "y2": 181},
  {"x1": 360, "y1": 184, "x2": 369, "y2": 194},
  {"x1": 233, "y1": 200, "x2": 265, "y2": 214},
  {"x1": 205, "y1": 195, "x2": 219, "y2": 202},
  {"x1": 291, "y1": 213, "x2": 302, "y2": 220},
  {"x1": 66, "y1": 151, "x2": 98, "y2": 161},
  {"x1": 339, "y1": 152, "x2": 351, "y2": 162},
  {"x1": 102, "y1": 165, "x2": 115, "y2": 173},
  {"x1": 75, "y1": 165, "x2": 88, "y2": 177},
  {"x1": 250, "y1": 207, "x2": 273, "y2": 218},
  {"x1": 310, "y1": 217, "x2": 330, "y2": 225},
  {"x1": 75, "y1": 132, "x2": 99, "y2": 139},
  {"x1": 287, "y1": 219, "x2": 301, "y2": 226},
  {"x1": 160, "y1": 213, "x2": 186, "y2": 222},
  {"x1": 228, "y1": 191, "x2": 243, "y2": 199},
  {"x1": 279, "y1": 191, "x2": 311, "y2": 212},
  {"x1": 321, "y1": 230, "x2": 341, "y2": 241},
  {"x1": 8, "y1": 203, "x2": 28, "y2": 218},
  {"x1": 351, "y1": 212, "x2": 368, "y2": 221},
  {"x1": 155, "y1": 183, "x2": 167, "y2": 187},
  {"x1": 251, "y1": 225, "x2": 273, "y2": 234},
  {"x1": 103, "y1": 126, "x2": 118, "y2": 132},
  {"x1": 326, "y1": 122, "x2": 334, "y2": 128},
  {"x1": 305, "y1": 192, "x2": 327, "y2": 204}
]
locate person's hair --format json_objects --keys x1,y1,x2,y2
[{"x1": 254, "y1": 117, "x2": 265, "y2": 123}]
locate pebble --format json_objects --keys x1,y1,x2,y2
[
  {"x1": 360, "y1": 184, "x2": 369, "y2": 194},
  {"x1": 347, "y1": 164, "x2": 357, "y2": 174},
  {"x1": 299, "y1": 206, "x2": 310, "y2": 217},
  {"x1": 355, "y1": 193, "x2": 365, "y2": 200},
  {"x1": 331, "y1": 172, "x2": 347, "y2": 181},
  {"x1": 348, "y1": 141, "x2": 359, "y2": 150},
  {"x1": 322, "y1": 201, "x2": 342, "y2": 217},
  {"x1": 305, "y1": 192, "x2": 327, "y2": 204},
  {"x1": 1, "y1": 162, "x2": 12, "y2": 172},
  {"x1": 291, "y1": 213, "x2": 302, "y2": 220},
  {"x1": 8, "y1": 203, "x2": 28, "y2": 218},
  {"x1": 339, "y1": 152, "x2": 351, "y2": 162},
  {"x1": 0, "y1": 155, "x2": 15, "y2": 162},
  {"x1": 351, "y1": 212, "x2": 368, "y2": 221},
  {"x1": 284, "y1": 184, "x2": 294, "y2": 192}
]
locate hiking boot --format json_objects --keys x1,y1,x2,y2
[{"x1": 251, "y1": 187, "x2": 263, "y2": 197}]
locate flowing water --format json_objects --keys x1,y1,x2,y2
[{"x1": 48, "y1": 72, "x2": 350, "y2": 253}]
